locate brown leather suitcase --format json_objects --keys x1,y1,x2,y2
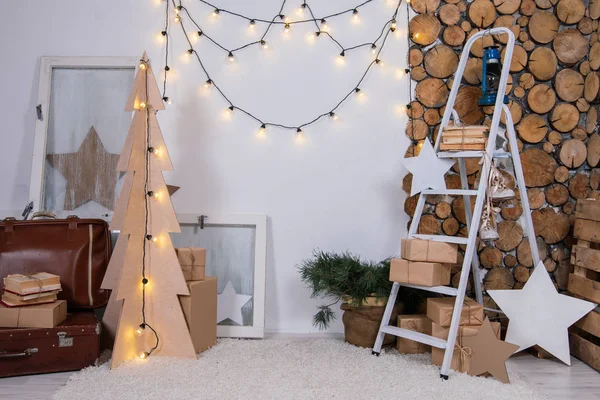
[
  {"x1": 0, "y1": 216, "x2": 111, "y2": 309},
  {"x1": 0, "y1": 312, "x2": 100, "y2": 377}
]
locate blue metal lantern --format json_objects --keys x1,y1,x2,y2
[{"x1": 478, "y1": 45, "x2": 509, "y2": 106}]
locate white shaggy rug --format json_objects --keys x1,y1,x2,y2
[{"x1": 53, "y1": 339, "x2": 546, "y2": 400}]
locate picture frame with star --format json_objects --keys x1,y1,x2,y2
[{"x1": 29, "y1": 56, "x2": 138, "y2": 219}]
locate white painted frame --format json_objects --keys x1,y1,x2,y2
[
  {"x1": 29, "y1": 56, "x2": 139, "y2": 212},
  {"x1": 177, "y1": 213, "x2": 267, "y2": 339}
]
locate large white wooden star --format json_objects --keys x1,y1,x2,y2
[
  {"x1": 402, "y1": 139, "x2": 454, "y2": 196},
  {"x1": 488, "y1": 262, "x2": 596, "y2": 365},
  {"x1": 217, "y1": 281, "x2": 252, "y2": 326}
]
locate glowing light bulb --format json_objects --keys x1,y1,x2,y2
[
  {"x1": 162, "y1": 96, "x2": 172, "y2": 104},
  {"x1": 227, "y1": 106, "x2": 234, "y2": 115},
  {"x1": 153, "y1": 191, "x2": 160, "y2": 199},
  {"x1": 261, "y1": 40, "x2": 268, "y2": 49},
  {"x1": 152, "y1": 237, "x2": 158, "y2": 243},
  {"x1": 371, "y1": 44, "x2": 377, "y2": 54},
  {"x1": 139, "y1": 352, "x2": 148, "y2": 360},
  {"x1": 295, "y1": 128, "x2": 304, "y2": 141},
  {"x1": 352, "y1": 9, "x2": 360, "y2": 23},
  {"x1": 212, "y1": 9, "x2": 220, "y2": 17},
  {"x1": 175, "y1": 6, "x2": 181, "y2": 14},
  {"x1": 142, "y1": 278, "x2": 149, "y2": 285},
  {"x1": 336, "y1": 52, "x2": 345, "y2": 65},
  {"x1": 139, "y1": 62, "x2": 147, "y2": 70},
  {"x1": 204, "y1": 79, "x2": 213, "y2": 88},
  {"x1": 228, "y1": 52, "x2": 235, "y2": 62},
  {"x1": 390, "y1": 19, "x2": 397, "y2": 32},
  {"x1": 136, "y1": 324, "x2": 145, "y2": 336},
  {"x1": 321, "y1": 19, "x2": 328, "y2": 31},
  {"x1": 406, "y1": 0, "x2": 411, "y2": 3},
  {"x1": 153, "y1": 147, "x2": 160, "y2": 156},
  {"x1": 249, "y1": 19, "x2": 256, "y2": 29},
  {"x1": 376, "y1": 59, "x2": 384, "y2": 67},
  {"x1": 174, "y1": 14, "x2": 181, "y2": 23},
  {"x1": 413, "y1": 32, "x2": 420, "y2": 39},
  {"x1": 329, "y1": 112, "x2": 338, "y2": 121},
  {"x1": 284, "y1": 23, "x2": 291, "y2": 32},
  {"x1": 296, "y1": 4, "x2": 306, "y2": 16},
  {"x1": 257, "y1": 124, "x2": 267, "y2": 138},
  {"x1": 139, "y1": 102, "x2": 147, "y2": 109}
]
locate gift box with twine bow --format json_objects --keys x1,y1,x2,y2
[
  {"x1": 389, "y1": 259, "x2": 451, "y2": 287},
  {"x1": 431, "y1": 321, "x2": 501, "y2": 373},
  {"x1": 397, "y1": 315, "x2": 432, "y2": 354},
  {"x1": 175, "y1": 248, "x2": 206, "y2": 281},
  {"x1": 426, "y1": 297, "x2": 484, "y2": 327}
]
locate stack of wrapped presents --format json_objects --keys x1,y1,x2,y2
[
  {"x1": 175, "y1": 248, "x2": 218, "y2": 353},
  {"x1": 0, "y1": 272, "x2": 67, "y2": 328},
  {"x1": 392, "y1": 239, "x2": 499, "y2": 373}
]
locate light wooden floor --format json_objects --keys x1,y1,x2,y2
[{"x1": 1, "y1": 353, "x2": 598, "y2": 399}]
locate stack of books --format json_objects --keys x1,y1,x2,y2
[
  {"x1": 440, "y1": 125, "x2": 489, "y2": 151},
  {"x1": 2, "y1": 272, "x2": 61, "y2": 307}
]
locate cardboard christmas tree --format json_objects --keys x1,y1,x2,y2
[{"x1": 101, "y1": 53, "x2": 196, "y2": 368}]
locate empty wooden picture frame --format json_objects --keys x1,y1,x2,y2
[{"x1": 173, "y1": 213, "x2": 267, "y2": 338}]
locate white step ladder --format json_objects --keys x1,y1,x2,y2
[{"x1": 372, "y1": 28, "x2": 540, "y2": 379}]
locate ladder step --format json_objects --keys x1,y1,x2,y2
[
  {"x1": 437, "y1": 151, "x2": 511, "y2": 159},
  {"x1": 400, "y1": 283, "x2": 458, "y2": 296},
  {"x1": 380, "y1": 326, "x2": 447, "y2": 349},
  {"x1": 422, "y1": 189, "x2": 478, "y2": 196},
  {"x1": 410, "y1": 234, "x2": 469, "y2": 245}
]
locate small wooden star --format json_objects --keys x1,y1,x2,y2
[
  {"x1": 47, "y1": 126, "x2": 120, "y2": 210},
  {"x1": 462, "y1": 318, "x2": 519, "y2": 384}
]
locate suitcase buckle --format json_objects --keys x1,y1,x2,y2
[{"x1": 57, "y1": 332, "x2": 73, "y2": 347}]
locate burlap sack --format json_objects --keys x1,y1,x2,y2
[{"x1": 341, "y1": 302, "x2": 403, "y2": 348}]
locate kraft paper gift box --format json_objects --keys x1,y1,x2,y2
[
  {"x1": 179, "y1": 277, "x2": 217, "y2": 353},
  {"x1": 431, "y1": 321, "x2": 501, "y2": 373},
  {"x1": 389, "y1": 259, "x2": 451, "y2": 287},
  {"x1": 397, "y1": 315, "x2": 432, "y2": 354},
  {"x1": 0, "y1": 300, "x2": 67, "y2": 328},
  {"x1": 401, "y1": 239, "x2": 458, "y2": 264},
  {"x1": 175, "y1": 248, "x2": 206, "y2": 281},
  {"x1": 427, "y1": 297, "x2": 484, "y2": 327}
]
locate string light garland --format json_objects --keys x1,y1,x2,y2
[
  {"x1": 138, "y1": 58, "x2": 160, "y2": 360},
  {"x1": 160, "y1": 0, "x2": 404, "y2": 135}
]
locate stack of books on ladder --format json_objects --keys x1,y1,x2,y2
[
  {"x1": 2, "y1": 272, "x2": 62, "y2": 307},
  {"x1": 440, "y1": 124, "x2": 489, "y2": 151}
]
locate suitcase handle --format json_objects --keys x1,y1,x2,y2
[{"x1": 0, "y1": 348, "x2": 38, "y2": 359}]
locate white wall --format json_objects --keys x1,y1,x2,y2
[{"x1": 0, "y1": 0, "x2": 410, "y2": 333}]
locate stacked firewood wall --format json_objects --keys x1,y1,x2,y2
[{"x1": 402, "y1": 0, "x2": 599, "y2": 304}]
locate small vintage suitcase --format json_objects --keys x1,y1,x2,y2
[
  {"x1": 0, "y1": 312, "x2": 100, "y2": 377},
  {"x1": 0, "y1": 216, "x2": 112, "y2": 309}
]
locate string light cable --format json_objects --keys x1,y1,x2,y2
[
  {"x1": 137, "y1": 58, "x2": 160, "y2": 360},
  {"x1": 161, "y1": 0, "x2": 404, "y2": 135}
]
